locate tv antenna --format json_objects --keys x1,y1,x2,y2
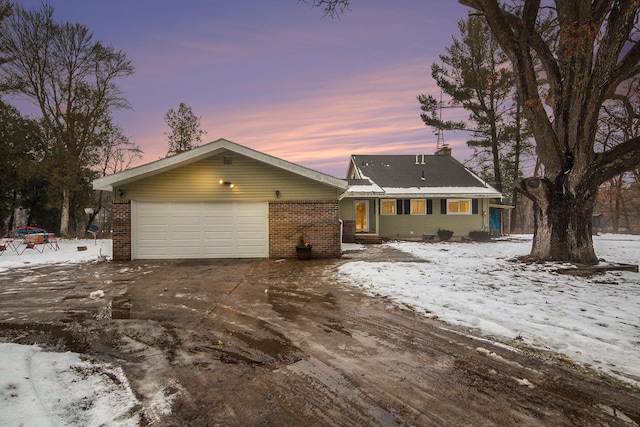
[{"x1": 435, "y1": 86, "x2": 446, "y2": 149}]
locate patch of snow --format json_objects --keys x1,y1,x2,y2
[
  {"x1": 0, "y1": 239, "x2": 112, "y2": 273},
  {"x1": 339, "y1": 234, "x2": 640, "y2": 386},
  {"x1": 342, "y1": 243, "x2": 366, "y2": 252},
  {"x1": 0, "y1": 343, "x2": 140, "y2": 426},
  {"x1": 89, "y1": 290, "x2": 105, "y2": 300}
]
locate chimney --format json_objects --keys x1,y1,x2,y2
[{"x1": 435, "y1": 144, "x2": 452, "y2": 156}]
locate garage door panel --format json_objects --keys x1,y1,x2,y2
[
  {"x1": 236, "y1": 232, "x2": 266, "y2": 241},
  {"x1": 236, "y1": 218, "x2": 265, "y2": 226},
  {"x1": 137, "y1": 246, "x2": 169, "y2": 257},
  {"x1": 138, "y1": 222, "x2": 170, "y2": 231},
  {"x1": 203, "y1": 230, "x2": 235, "y2": 239},
  {"x1": 203, "y1": 216, "x2": 233, "y2": 227},
  {"x1": 133, "y1": 201, "x2": 268, "y2": 259}
]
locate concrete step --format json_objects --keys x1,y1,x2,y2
[{"x1": 354, "y1": 234, "x2": 383, "y2": 244}]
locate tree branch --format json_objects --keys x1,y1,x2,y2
[
  {"x1": 300, "y1": 0, "x2": 350, "y2": 19},
  {"x1": 591, "y1": 0, "x2": 640, "y2": 101},
  {"x1": 595, "y1": 137, "x2": 640, "y2": 183}
]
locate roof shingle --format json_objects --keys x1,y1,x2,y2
[{"x1": 352, "y1": 154, "x2": 488, "y2": 188}]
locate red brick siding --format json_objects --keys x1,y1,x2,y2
[
  {"x1": 269, "y1": 200, "x2": 341, "y2": 258},
  {"x1": 112, "y1": 200, "x2": 131, "y2": 261}
]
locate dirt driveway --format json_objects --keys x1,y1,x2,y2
[{"x1": 1, "y1": 246, "x2": 639, "y2": 426}]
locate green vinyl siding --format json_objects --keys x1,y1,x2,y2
[
  {"x1": 339, "y1": 198, "x2": 355, "y2": 220},
  {"x1": 120, "y1": 153, "x2": 340, "y2": 201},
  {"x1": 377, "y1": 198, "x2": 490, "y2": 238}
]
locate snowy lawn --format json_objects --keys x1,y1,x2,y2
[
  {"x1": 339, "y1": 234, "x2": 640, "y2": 387},
  {"x1": 0, "y1": 238, "x2": 111, "y2": 273}
]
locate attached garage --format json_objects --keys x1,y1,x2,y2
[
  {"x1": 132, "y1": 201, "x2": 268, "y2": 259},
  {"x1": 93, "y1": 139, "x2": 348, "y2": 261}
]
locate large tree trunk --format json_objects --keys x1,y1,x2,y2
[
  {"x1": 517, "y1": 177, "x2": 599, "y2": 264},
  {"x1": 60, "y1": 187, "x2": 70, "y2": 237}
]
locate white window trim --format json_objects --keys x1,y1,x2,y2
[
  {"x1": 410, "y1": 199, "x2": 426, "y2": 215},
  {"x1": 381, "y1": 199, "x2": 396, "y2": 215},
  {"x1": 447, "y1": 198, "x2": 472, "y2": 215}
]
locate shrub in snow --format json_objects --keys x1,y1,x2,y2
[{"x1": 437, "y1": 229, "x2": 454, "y2": 241}]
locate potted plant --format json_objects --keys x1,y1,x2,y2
[{"x1": 296, "y1": 235, "x2": 312, "y2": 260}]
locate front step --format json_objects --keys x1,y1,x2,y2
[{"x1": 354, "y1": 234, "x2": 383, "y2": 244}]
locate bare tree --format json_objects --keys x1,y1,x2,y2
[
  {"x1": 88, "y1": 116, "x2": 141, "y2": 232},
  {"x1": 0, "y1": 3, "x2": 134, "y2": 236}
]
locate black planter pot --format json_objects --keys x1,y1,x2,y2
[{"x1": 296, "y1": 246, "x2": 312, "y2": 260}]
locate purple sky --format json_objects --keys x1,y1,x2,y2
[{"x1": 17, "y1": 1, "x2": 473, "y2": 178}]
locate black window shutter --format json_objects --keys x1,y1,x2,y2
[
  {"x1": 441, "y1": 199, "x2": 447, "y2": 214},
  {"x1": 396, "y1": 200, "x2": 403, "y2": 214},
  {"x1": 404, "y1": 200, "x2": 411, "y2": 215},
  {"x1": 427, "y1": 199, "x2": 433, "y2": 214},
  {"x1": 472, "y1": 199, "x2": 479, "y2": 214}
]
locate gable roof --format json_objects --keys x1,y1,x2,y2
[
  {"x1": 93, "y1": 138, "x2": 348, "y2": 191},
  {"x1": 342, "y1": 154, "x2": 501, "y2": 199}
]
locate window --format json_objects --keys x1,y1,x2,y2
[
  {"x1": 411, "y1": 199, "x2": 426, "y2": 215},
  {"x1": 447, "y1": 199, "x2": 472, "y2": 215},
  {"x1": 223, "y1": 156, "x2": 233, "y2": 165},
  {"x1": 381, "y1": 199, "x2": 396, "y2": 215}
]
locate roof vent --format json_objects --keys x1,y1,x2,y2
[
  {"x1": 421, "y1": 154, "x2": 425, "y2": 164},
  {"x1": 415, "y1": 155, "x2": 419, "y2": 164}
]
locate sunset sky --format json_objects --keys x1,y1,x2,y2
[{"x1": 16, "y1": 0, "x2": 474, "y2": 178}]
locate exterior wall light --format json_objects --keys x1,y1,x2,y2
[{"x1": 219, "y1": 180, "x2": 235, "y2": 188}]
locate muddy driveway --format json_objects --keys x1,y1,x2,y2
[{"x1": 1, "y1": 246, "x2": 639, "y2": 426}]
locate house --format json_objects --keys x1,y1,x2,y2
[
  {"x1": 339, "y1": 146, "x2": 503, "y2": 242},
  {"x1": 93, "y1": 139, "x2": 348, "y2": 261}
]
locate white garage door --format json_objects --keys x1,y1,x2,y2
[{"x1": 132, "y1": 201, "x2": 268, "y2": 259}]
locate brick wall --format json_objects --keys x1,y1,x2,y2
[
  {"x1": 112, "y1": 200, "x2": 131, "y2": 261},
  {"x1": 269, "y1": 200, "x2": 341, "y2": 258}
]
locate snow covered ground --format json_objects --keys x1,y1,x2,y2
[
  {"x1": 340, "y1": 234, "x2": 640, "y2": 387},
  {"x1": 0, "y1": 238, "x2": 111, "y2": 273},
  {"x1": 0, "y1": 235, "x2": 638, "y2": 425},
  {"x1": 0, "y1": 343, "x2": 139, "y2": 426}
]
